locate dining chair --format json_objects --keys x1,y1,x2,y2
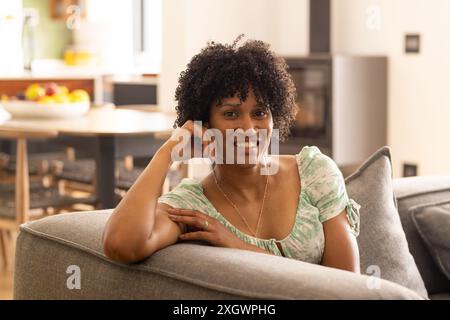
[
  {"x1": 53, "y1": 156, "x2": 145, "y2": 196},
  {"x1": 0, "y1": 130, "x2": 96, "y2": 271}
]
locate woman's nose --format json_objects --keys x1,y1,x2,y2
[{"x1": 239, "y1": 114, "x2": 258, "y2": 133}]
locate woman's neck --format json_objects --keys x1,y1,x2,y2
[{"x1": 212, "y1": 163, "x2": 270, "y2": 202}]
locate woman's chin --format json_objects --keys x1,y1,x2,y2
[
  {"x1": 226, "y1": 154, "x2": 265, "y2": 167},
  {"x1": 212, "y1": 149, "x2": 267, "y2": 166}
]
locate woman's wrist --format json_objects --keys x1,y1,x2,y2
[
  {"x1": 158, "y1": 140, "x2": 178, "y2": 161},
  {"x1": 160, "y1": 139, "x2": 176, "y2": 153}
]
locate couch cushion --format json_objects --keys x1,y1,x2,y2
[
  {"x1": 411, "y1": 201, "x2": 450, "y2": 281},
  {"x1": 345, "y1": 146, "x2": 428, "y2": 298},
  {"x1": 429, "y1": 293, "x2": 450, "y2": 300},
  {"x1": 14, "y1": 210, "x2": 423, "y2": 300},
  {"x1": 393, "y1": 175, "x2": 450, "y2": 294}
]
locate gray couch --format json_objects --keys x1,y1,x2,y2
[{"x1": 13, "y1": 175, "x2": 450, "y2": 300}]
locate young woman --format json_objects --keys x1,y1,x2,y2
[{"x1": 102, "y1": 37, "x2": 361, "y2": 273}]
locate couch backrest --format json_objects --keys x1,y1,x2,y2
[{"x1": 393, "y1": 175, "x2": 450, "y2": 294}]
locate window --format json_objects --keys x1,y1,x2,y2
[{"x1": 133, "y1": 0, "x2": 162, "y2": 74}]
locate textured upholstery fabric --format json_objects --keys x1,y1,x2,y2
[
  {"x1": 429, "y1": 293, "x2": 450, "y2": 300},
  {"x1": 411, "y1": 202, "x2": 450, "y2": 281},
  {"x1": 393, "y1": 175, "x2": 450, "y2": 294},
  {"x1": 345, "y1": 147, "x2": 428, "y2": 298},
  {"x1": 14, "y1": 210, "x2": 423, "y2": 300}
]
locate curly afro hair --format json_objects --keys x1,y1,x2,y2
[{"x1": 174, "y1": 35, "x2": 298, "y2": 141}]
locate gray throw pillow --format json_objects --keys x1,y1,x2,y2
[
  {"x1": 411, "y1": 201, "x2": 450, "y2": 281},
  {"x1": 345, "y1": 146, "x2": 428, "y2": 298}
]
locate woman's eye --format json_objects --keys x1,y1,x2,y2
[
  {"x1": 254, "y1": 110, "x2": 268, "y2": 118},
  {"x1": 223, "y1": 111, "x2": 237, "y2": 118}
]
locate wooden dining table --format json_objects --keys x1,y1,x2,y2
[{"x1": 0, "y1": 105, "x2": 176, "y2": 212}]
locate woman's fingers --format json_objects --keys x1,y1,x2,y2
[
  {"x1": 167, "y1": 208, "x2": 206, "y2": 218},
  {"x1": 178, "y1": 231, "x2": 211, "y2": 241},
  {"x1": 168, "y1": 214, "x2": 209, "y2": 230},
  {"x1": 167, "y1": 207, "x2": 243, "y2": 248},
  {"x1": 167, "y1": 208, "x2": 213, "y2": 230},
  {"x1": 180, "y1": 121, "x2": 214, "y2": 159}
]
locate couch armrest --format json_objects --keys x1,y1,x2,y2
[
  {"x1": 393, "y1": 175, "x2": 450, "y2": 200},
  {"x1": 392, "y1": 175, "x2": 450, "y2": 296},
  {"x1": 14, "y1": 210, "x2": 423, "y2": 299}
]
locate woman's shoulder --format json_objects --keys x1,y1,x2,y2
[
  {"x1": 170, "y1": 177, "x2": 203, "y2": 194},
  {"x1": 292, "y1": 146, "x2": 341, "y2": 185},
  {"x1": 295, "y1": 145, "x2": 323, "y2": 163},
  {"x1": 269, "y1": 146, "x2": 333, "y2": 173},
  {"x1": 158, "y1": 177, "x2": 205, "y2": 208}
]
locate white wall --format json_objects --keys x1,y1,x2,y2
[
  {"x1": 0, "y1": 0, "x2": 23, "y2": 74},
  {"x1": 74, "y1": 0, "x2": 134, "y2": 72},
  {"x1": 333, "y1": 0, "x2": 450, "y2": 177},
  {"x1": 159, "y1": 0, "x2": 309, "y2": 111}
]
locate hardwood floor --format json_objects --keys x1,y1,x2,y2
[
  {"x1": 0, "y1": 231, "x2": 16, "y2": 300},
  {"x1": 0, "y1": 268, "x2": 13, "y2": 300}
]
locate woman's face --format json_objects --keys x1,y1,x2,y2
[{"x1": 207, "y1": 88, "x2": 274, "y2": 167}]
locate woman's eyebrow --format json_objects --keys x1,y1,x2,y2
[{"x1": 218, "y1": 102, "x2": 241, "y2": 107}]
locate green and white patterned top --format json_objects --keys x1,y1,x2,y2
[{"x1": 158, "y1": 146, "x2": 360, "y2": 264}]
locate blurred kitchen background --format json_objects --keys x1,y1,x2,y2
[{"x1": 1, "y1": 0, "x2": 449, "y2": 177}]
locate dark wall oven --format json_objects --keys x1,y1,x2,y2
[
  {"x1": 281, "y1": 55, "x2": 387, "y2": 172},
  {"x1": 282, "y1": 56, "x2": 333, "y2": 155}
]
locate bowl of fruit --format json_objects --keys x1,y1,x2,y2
[{"x1": 1, "y1": 83, "x2": 91, "y2": 119}]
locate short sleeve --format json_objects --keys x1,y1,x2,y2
[
  {"x1": 157, "y1": 188, "x2": 192, "y2": 210},
  {"x1": 157, "y1": 177, "x2": 212, "y2": 212},
  {"x1": 157, "y1": 179, "x2": 204, "y2": 233},
  {"x1": 158, "y1": 182, "x2": 194, "y2": 209},
  {"x1": 303, "y1": 149, "x2": 361, "y2": 237}
]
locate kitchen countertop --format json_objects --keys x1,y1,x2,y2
[
  {"x1": 0, "y1": 59, "x2": 159, "y2": 81},
  {"x1": 0, "y1": 71, "x2": 159, "y2": 86}
]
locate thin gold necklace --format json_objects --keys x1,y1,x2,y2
[{"x1": 212, "y1": 168, "x2": 269, "y2": 238}]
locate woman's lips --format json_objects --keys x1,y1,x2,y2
[
  {"x1": 234, "y1": 140, "x2": 259, "y2": 155},
  {"x1": 235, "y1": 141, "x2": 258, "y2": 148}
]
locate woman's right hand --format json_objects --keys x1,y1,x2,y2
[{"x1": 161, "y1": 120, "x2": 213, "y2": 162}]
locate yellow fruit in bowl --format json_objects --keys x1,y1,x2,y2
[
  {"x1": 69, "y1": 89, "x2": 90, "y2": 103},
  {"x1": 59, "y1": 86, "x2": 69, "y2": 96},
  {"x1": 38, "y1": 96, "x2": 56, "y2": 104},
  {"x1": 25, "y1": 83, "x2": 45, "y2": 101},
  {"x1": 53, "y1": 93, "x2": 70, "y2": 104}
]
